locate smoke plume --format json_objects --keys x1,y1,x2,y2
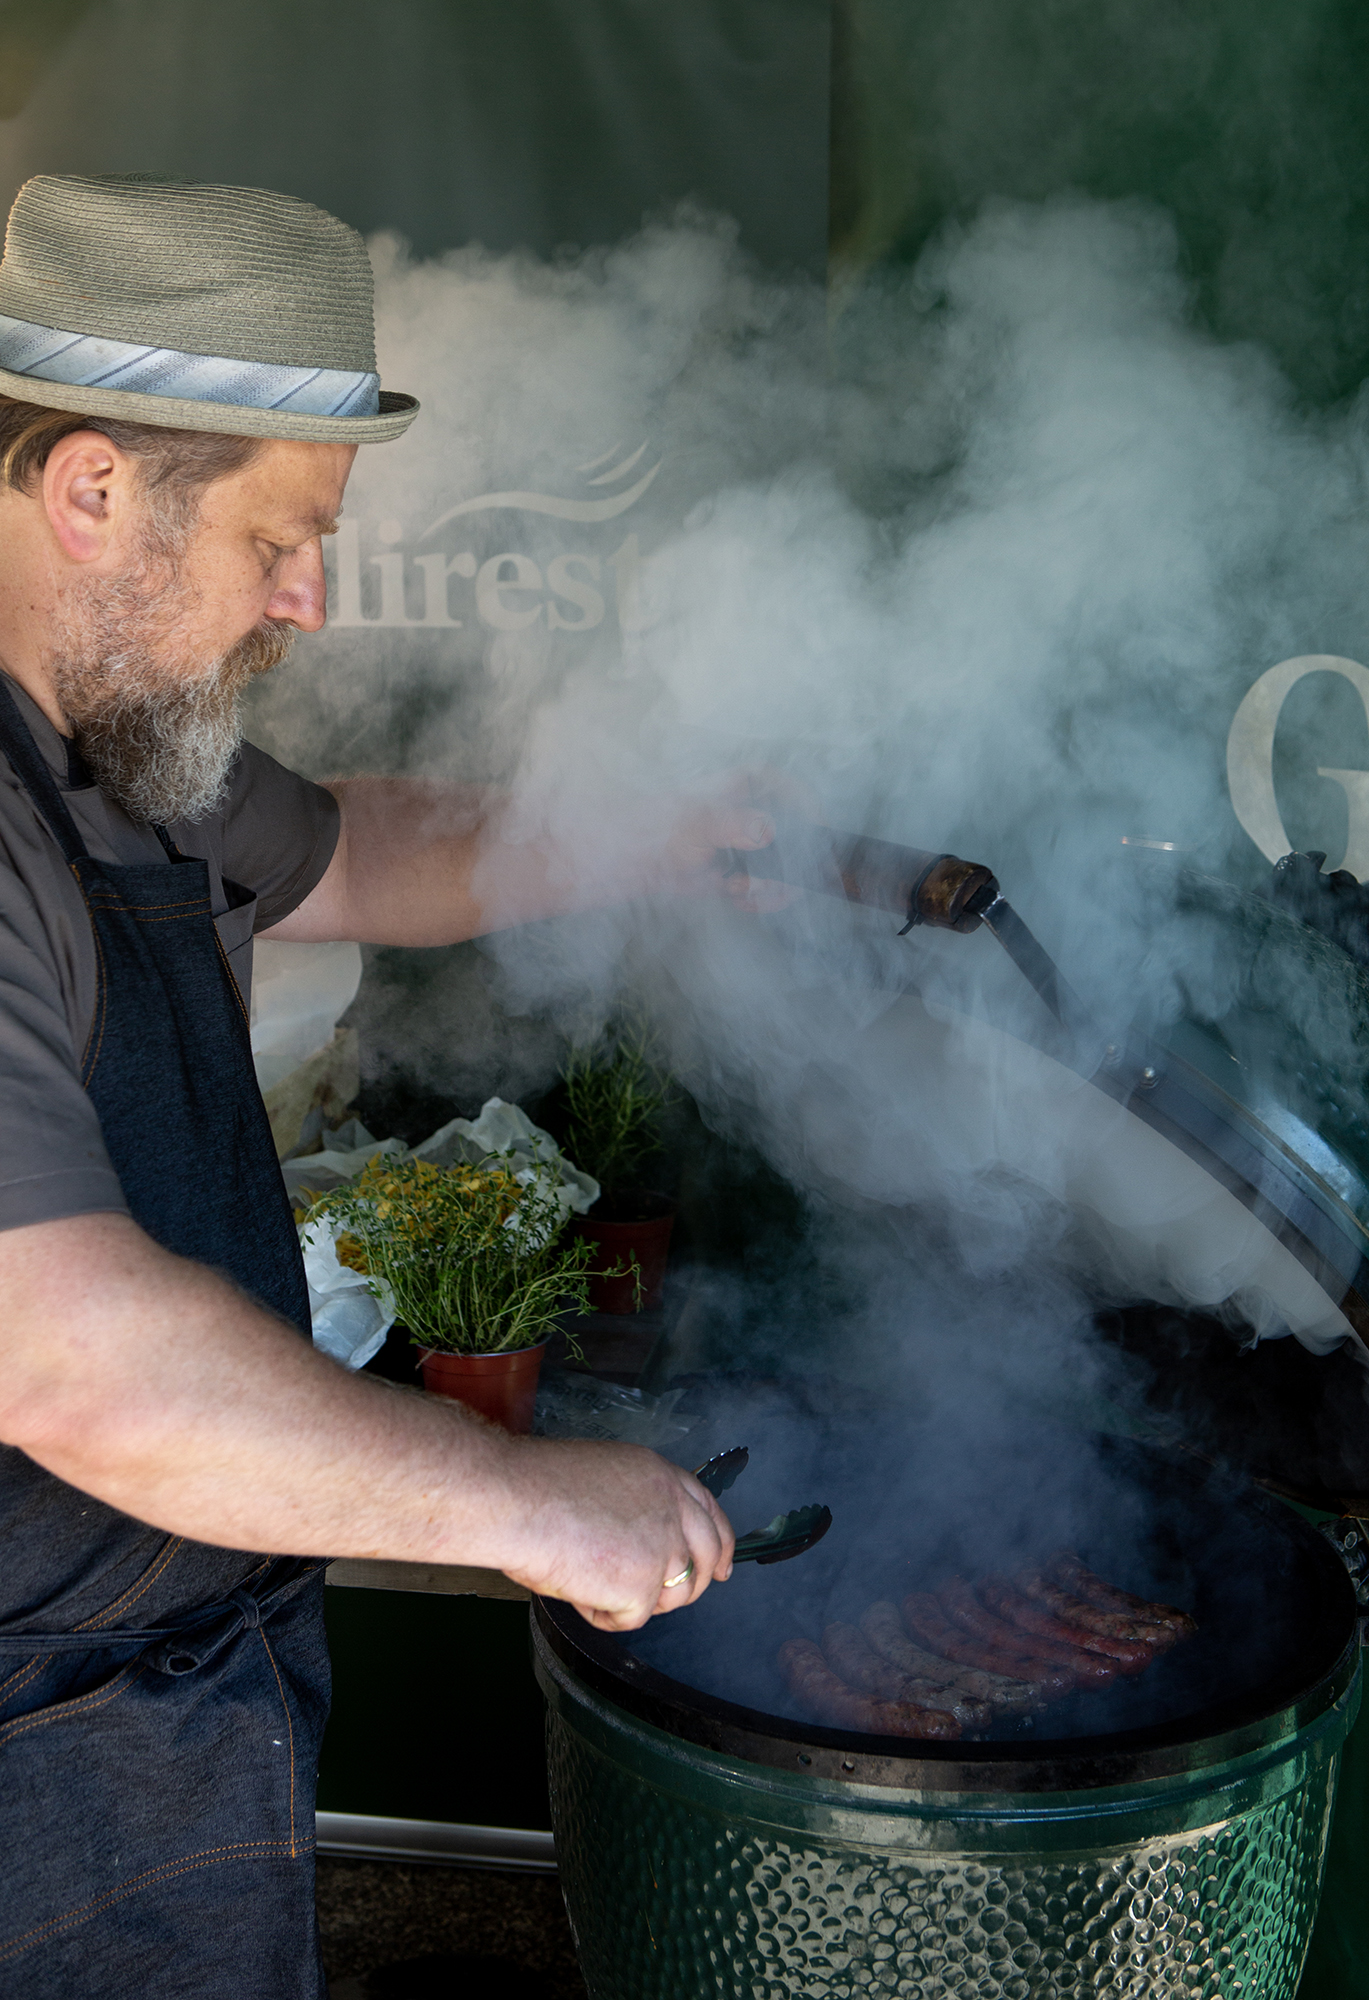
[{"x1": 245, "y1": 196, "x2": 1369, "y2": 1382}]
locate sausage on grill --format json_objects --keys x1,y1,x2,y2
[
  {"x1": 860, "y1": 1601, "x2": 1041, "y2": 1714},
  {"x1": 1016, "y1": 1567, "x2": 1177, "y2": 1650},
  {"x1": 900, "y1": 1594, "x2": 1076, "y2": 1700},
  {"x1": 981, "y1": 1576, "x2": 1155, "y2": 1670},
  {"x1": 822, "y1": 1623, "x2": 991, "y2": 1730},
  {"x1": 1046, "y1": 1552, "x2": 1197, "y2": 1638},
  {"x1": 777, "y1": 1638, "x2": 962, "y2": 1739},
  {"x1": 938, "y1": 1579, "x2": 1119, "y2": 1688}
]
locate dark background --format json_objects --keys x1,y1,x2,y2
[{"x1": 2, "y1": 0, "x2": 1366, "y2": 402}]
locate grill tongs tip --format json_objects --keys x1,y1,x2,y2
[{"x1": 694, "y1": 1447, "x2": 833, "y2": 1566}]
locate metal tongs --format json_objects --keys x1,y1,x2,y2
[{"x1": 694, "y1": 1447, "x2": 833, "y2": 1566}]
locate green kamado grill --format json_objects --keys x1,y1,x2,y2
[
  {"x1": 535, "y1": 838, "x2": 1369, "y2": 1998},
  {"x1": 535, "y1": 1435, "x2": 1360, "y2": 2000}
]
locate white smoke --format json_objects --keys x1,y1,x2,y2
[{"x1": 246, "y1": 195, "x2": 1369, "y2": 1376}]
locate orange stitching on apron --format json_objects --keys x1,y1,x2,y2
[
  {"x1": 258, "y1": 1626, "x2": 298, "y2": 1855},
  {"x1": 0, "y1": 1548, "x2": 273, "y2": 1723},
  {"x1": 0, "y1": 1654, "x2": 54, "y2": 1704},
  {"x1": 77, "y1": 1537, "x2": 186, "y2": 1631},
  {"x1": 0, "y1": 1537, "x2": 187, "y2": 1700},
  {"x1": 0, "y1": 1661, "x2": 145, "y2": 1748},
  {"x1": 113, "y1": 895, "x2": 211, "y2": 913},
  {"x1": 0, "y1": 1538, "x2": 182, "y2": 1706},
  {"x1": 80, "y1": 892, "x2": 208, "y2": 910},
  {"x1": 0, "y1": 1839, "x2": 310, "y2": 1962},
  {"x1": 212, "y1": 927, "x2": 251, "y2": 1030}
]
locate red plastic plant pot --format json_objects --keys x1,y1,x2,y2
[
  {"x1": 417, "y1": 1341, "x2": 547, "y2": 1433},
  {"x1": 571, "y1": 1192, "x2": 676, "y2": 1315}
]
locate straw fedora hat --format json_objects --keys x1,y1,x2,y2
[{"x1": 0, "y1": 174, "x2": 418, "y2": 444}]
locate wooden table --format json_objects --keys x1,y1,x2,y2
[{"x1": 325, "y1": 1558, "x2": 529, "y2": 1601}]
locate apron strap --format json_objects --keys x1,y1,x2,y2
[
  {"x1": 0, "y1": 1557, "x2": 323, "y2": 1673},
  {"x1": 0, "y1": 675, "x2": 180, "y2": 866},
  {"x1": 0, "y1": 673, "x2": 91, "y2": 867}
]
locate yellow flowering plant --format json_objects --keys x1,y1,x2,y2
[{"x1": 303, "y1": 1154, "x2": 603, "y2": 1356}]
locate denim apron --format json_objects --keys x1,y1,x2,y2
[{"x1": 0, "y1": 678, "x2": 330, "y2": 1999}]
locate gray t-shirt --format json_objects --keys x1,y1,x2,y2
[{"x1": 0, "y1": 672, "x2": 340, "y2": 1234}]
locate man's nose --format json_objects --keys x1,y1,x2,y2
[{"x1": 265, "y1": 541, "x2": 328, "y2": 632}]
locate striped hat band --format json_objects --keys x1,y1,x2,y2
[{"x1": 0, "y1": 311, "x2": 379, "y2": 419}]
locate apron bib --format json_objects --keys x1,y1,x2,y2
[{"x1": 0, "y1": 678, "x2": 329, "y2": 1999}]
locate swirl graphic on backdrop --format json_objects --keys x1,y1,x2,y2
[{"x1": 420, "y1": 442, "x2": 661, "y2": 538}]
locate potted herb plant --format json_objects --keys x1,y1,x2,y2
[
  {"x1": 304, "y1": 1154, "x2": 598, "y2": 1431},
  {"x1": 561, "y1": 1021, "x2": 677, "y2": 1314}
]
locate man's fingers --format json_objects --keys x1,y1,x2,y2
[
  {"x1": 679, "y1": 1488, "x2": 731, "y2": 1602},
  {"x1": 714, "y1": 807, "x2": 774, "y2": 853},
  {"x1": 697, "y1": 1485, "x2": 735, "y2": 1577},
  {"x1": 575, "y1": 1600, "x2": 651, "y2": 1633}
]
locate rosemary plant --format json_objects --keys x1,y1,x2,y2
[
  {"x1": 561, "y1": 1019, "x2": 677, "y2": 1193},
  {"x1": 305, "y1": 1155, "x2": 597, "y2": 1355}
]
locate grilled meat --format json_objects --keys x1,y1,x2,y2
[
  {"x1": 860, "y1": 1601, "x2": 1042, "y2": 1714},
  {"x1": 777, "y1": 1637, "x2": 962, "y2": 1740},
  {"x1": 901, "y1": 1593, "x2": 1077, "y2": 1699},
  {"x1": 1046, "y1": 1552, "x2": 1198, "y2": 1638},
  {"x1": 981, "y1": 1576, "x2": 1155, "y2": 1670},
  {"x1": 822, "y1": 1622, "x2": 991, "y2": 1729},
  {"x1": 938, "y1": 1579, "x2": 1119, "y2": 1688},
  {"x1": 1016, "y1": 1566, "x2": 1177, "y2": 1648}
]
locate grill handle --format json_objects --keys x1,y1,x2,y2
[
  {"x1": 740, "y1": 818, "x2": 1083, "y2": 1028},
  {"x1": 742, "y1": 818, "x2": 998, "y2": 933}
]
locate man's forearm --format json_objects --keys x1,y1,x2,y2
[
  {"x1": 0, "y1": 1213, "x2": 732, "y2": 1626},
  {"x1": 263, "y1": 774, "x2": 774, "y2": 947},
  {"x1": 4, "y1": 1212, "x2": 530, "y2": 1566}
]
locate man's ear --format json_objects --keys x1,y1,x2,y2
[{"x1": 41, "y1": 430, "x2": 133, "y2": 565}]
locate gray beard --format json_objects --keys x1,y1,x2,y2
[{"x1": 52, "y1": 573, "x2": 295, "y2": 825}]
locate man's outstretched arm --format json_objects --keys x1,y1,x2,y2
[
  {"x1": 0, "y1": 1211, "x2": 732, "y2": 1632},
  {"x1": 262, "y1": 775, "x2": 775, "y2": 946}
]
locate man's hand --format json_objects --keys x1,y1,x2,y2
[{"x1": 498, "y1": 1439, "x2": 735, "y2": 1631}]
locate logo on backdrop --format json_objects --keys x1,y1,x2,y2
[
  {"x1": 1227, "y1": 655, "x2": 1369, "y2": 875},
  {"x1": 326, "y1": 442, "x2": 660, "y2": 634}
]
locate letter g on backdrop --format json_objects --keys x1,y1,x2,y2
[{"x1": 1227, "y1": 655, "x2": 1369, "y2": 874}]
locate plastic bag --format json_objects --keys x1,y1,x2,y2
[
  {"x1": 298, "y1": 1211, "x2": 397, "y2": 1372},
  {"x1": 412, "y1": 1098, "x2": 599, "y2": 1220},
  {"x1": 282, "y1": 1119, "x2": 406, "y2": 1206},
  {"x1": 533, "y1": 1368, "x2": 697, "y2": 1449}
]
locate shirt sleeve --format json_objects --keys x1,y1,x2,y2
[
  {"x1": 216, "y1": 741, "x2": 341, "y2": 932},
  {"x1": 0, "y1": 845, "x2": 127, "y2": 1234}
]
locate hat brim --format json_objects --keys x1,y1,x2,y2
[{"x1": 0, "y1": 366, "x2": 419, "y2": 443}]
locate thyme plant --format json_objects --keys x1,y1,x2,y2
[{"x1": 305, "y1": 1155, "x2": 597, "y2": 1355}]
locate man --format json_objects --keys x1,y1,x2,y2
[{"x1": 0, "y1": 176, "x2": 769, "y2": 1996}]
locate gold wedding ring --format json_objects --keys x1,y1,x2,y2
[{"x1": 662, "y1": 1559, "x2": 695, "y2": 1590}]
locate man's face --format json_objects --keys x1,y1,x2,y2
[
  {"x1": 52, "y1": 440, "x2": 355, "y2": 824},
  {"x1": 157, "y1": 438, "x2": 356, "y2": 665}
]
